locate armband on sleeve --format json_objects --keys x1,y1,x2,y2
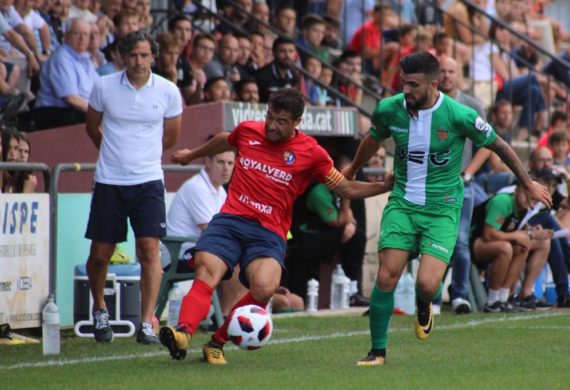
[{"x1": 324, "y1": 167, "x2": 344, "y2": 190}]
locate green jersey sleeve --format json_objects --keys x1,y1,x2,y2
[
  {"x1": 455, "y1": 102, "x2": 497, "y2": 148},
  {"x1": 306, "y1": 183, "x2": 338, "y2": 223},
  {"x1": 484, "y1": 193, "x2": 515, "y2": 231},
  {"x1": 369, "y1": 101, "x2": 391, "y2": 141}
]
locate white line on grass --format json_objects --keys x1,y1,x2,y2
[{"x1": 1, "y1": 312, "x2": 568, "y2": 370}]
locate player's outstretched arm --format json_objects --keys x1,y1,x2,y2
[
  {"x1": 172, "y1": 132, "x2": 232, "y2": 165},
  {"x1": 485, "y1": 136, "x2": 552, "y2": 207},
  {"x1": 330, "y1": 172, "x2": 394, "y2": 200},
  {"x1": 342, "y1": 135, "x2": 382, "y2": 180}
]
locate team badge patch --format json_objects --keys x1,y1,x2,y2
[
  {"x1": 436, "y1": 128, "x2": 448, "y2": 141},
  {"x1": 474, "y1": 117, "x2": 487, "y2": 131},
  {"x1": 283, "y1": 151, "x2": 296, "y2": 164}
]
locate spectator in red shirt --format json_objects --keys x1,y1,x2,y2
[{"x1": 537, "y1": 111, "x2": 569, "y2": 153}]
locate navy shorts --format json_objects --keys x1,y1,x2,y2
[
  {"x1": 85, "y1": 180, "x2": 166, "y2": 243},
  {"x1": 191, "y1": 213, "x2": 287, "y2": 287}
]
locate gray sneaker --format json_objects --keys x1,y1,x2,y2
[
  {"x1": 137, "y1": 322, "x2": 159, "y2": 344},
  {"x1": 93, "y1": 308, "x2": 113, "y2": 342}
]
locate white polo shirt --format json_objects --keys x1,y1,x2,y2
[
  {"x1": 89, "y1": 71, "x2": 183, "y2": 185},
  {"x1": 167, "y1": 169, "x2": 227, "y2": 257}
]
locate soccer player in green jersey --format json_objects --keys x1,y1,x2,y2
[{"x1": 343, "y1": 52, "x2": 553, "y2": 366}]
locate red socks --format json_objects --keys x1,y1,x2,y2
[
  {"x1": 177, "y1": 279, "x2": 214, "y2": 335},
  {"x1": 212, "y1": 292, "x2": 266, "y2": 345}
]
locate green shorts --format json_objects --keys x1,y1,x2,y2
[{"x1": 378, "y1": 196, "x2": 461, "y2": 263}]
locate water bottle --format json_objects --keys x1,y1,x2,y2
[
  {"x1": 168, "y1": 283, "x2": 183, "y2": 327},
  {"x1": 42, "y1": 294, "x2": 60, "y2": 355},
  {"x1": 340, "y1": 276, "x2": 351, "y2": 309},
  {"x1": 330, "y1": 265, "x2": 349, "y2": 309},
  {"x1": 394, "y1": 273, "x2": 416, "y2": 315},
  {"x1": 306, "y1": 278, "x2": 319, "y2": 312}
]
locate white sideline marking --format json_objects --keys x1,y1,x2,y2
[{"x1": 1, "y1": 312, "x2": 568, "y2": 370}]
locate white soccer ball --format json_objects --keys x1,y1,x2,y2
[{"x1": 227, "y1": 304, "x2": 273, "y2": 350}]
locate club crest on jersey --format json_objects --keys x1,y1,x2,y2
[
  {"x1": 436, "y1": 128, "x2": 448, "y2": 141},
  {"x1": 282, "y1": 151, "x2": 296, "y2": 164}
]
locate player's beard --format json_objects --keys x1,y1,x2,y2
[{"x1": 405, "y1": 90, "x2": 429, "y2": 111}]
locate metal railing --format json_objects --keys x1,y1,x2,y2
[{"x1": 48, "y1": 163, "x2": 204, "y2": 297}]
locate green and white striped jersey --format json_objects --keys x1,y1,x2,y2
[{"x1": 370, "y1": 93, "x2": 496, "y2": 208}]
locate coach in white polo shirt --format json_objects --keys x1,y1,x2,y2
[{"x1": 85, "y1": 31, "x2": 183, "y2": 345}]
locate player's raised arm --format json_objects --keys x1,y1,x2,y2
[
  {"x1": 325, "y1": 167, "x2": 394, "y2": 199},
  {"x1": 485, "y1": 136, "x2": 552, "y2": 207},
  {"x1": 172, "y1": 132, "x2": 233, "y2": 165}
]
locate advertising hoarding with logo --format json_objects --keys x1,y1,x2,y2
[
  {"x1": 224, "y1": 102, "x2": 358, "y2": 136},
  {"x1": 0, "y1": 194, "x2": 50, "y2": 329}
]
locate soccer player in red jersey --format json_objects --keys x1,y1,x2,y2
[{"x1": 159, "y1": 88, "x2": 394, "y2": 363}]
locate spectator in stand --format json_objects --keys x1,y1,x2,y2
[
  {"x1": 348, "y1": 4, "x2": 397, "y2": 76},
  {"x1": 47, "y1": 0, "x2": 70, "y2": 47},
  {"x1": 166, "y1": 148, "x2": 245, "y2": 316},
  {"x1": 90, "y1": 0, "x2": 101, "y2": 14},
  {"x1": 246, "y1": 1, "x2": 270, "y2": 34},
  {"x1": 295, "y1": 14, "x2": 328, "y2": 63},
  {"x1": 33, "y1": 18, "x2": 99, "y2": 129},
  {"x1": 96, "y1": 0, "x2": 122, "y2": 50},
  {"x1": 322, "y1": 15, "x2": 341, "y2": 56},
  {"x1": 204, "y1": 33, "x2": 241, "y2": 88},
  {"x1": 254, "y1": 36, "x2": 298, "y2": 103},
  {"x1": 490, "y1": 99, "x2": 514, "y2": 144},
  {"x1": 154, "y1": 32, "x2": 199, "y2": 105},
  {"x1": 14, "y1": 0, "x2": 51, "y2": 57},
  {"x1": 15, "y1": 130, "x2": 36, "y2": 192},
  {"x1": 365, "y1": 145, "x2": 387, "y2": 183},
  {"x1": 122, "y1": 0, "x2": 136, "y2": 14},
  {"x1": 537, "y1": 111, "x2": 568, "y2": 152},
  {"x1": 88, "y1": 22, "x2": 106, "y2": 70},
  {"x1": 0, "y1": 2, "x2": 41, "y2": 75},
  {"x1": 234, "y1": 32, "x2": 256, "y2": 77},
  {"x1": 416, "y1": 0, "x2": 444, "y2": 34},
  {"x1": 335, "y1": 50, "x2": 362, "y2": 106},
  {"x1": 1, "y1": 128, "x2": 19, "y2": 193},
  {"x1": 273, "y1": 5, "x2": 296, "y2": 39},
  {"x1": 136, "y1": 0, "x2": 152, "y2": 31},
  {"x1": 202, "y1": 76, "x2": 230, "y2": 103},
  {"x1": 302, "y1": 55, "x2": 323, "y2": 106},
  {"x1": 543, "y1": 46, "x2": 570, "y2": 90},
  {"x1": 96, "y1": 39, "x2": 122, "y2": 75},
  {"x1": 69, "y1": 0, "x2": 97, "y2": 22},
  {"x1": 188, "y1": 32, "x2": 215, "y2": 90},
  {"x1": 249, "y1": 30, "x2": 266, "y2": 70},
  {"x1": 233, "y1": 76, "x2": 258, "y2": 103},
  {"x1": 550, "y1": 130, "x2": 570, "y2": 170},
  {"x1": 317, "y1": 64, "x2": 339, "y2": 107},
  {"x1": 493, "y1": 0, "x2": 512, "y2": 21},
  {"x1": 471, "y1": 184, "x2": 552, "y2": 312},
  {"x1": 384, "y1": 25, "x2": 417, "y2": 92},
  {"x1": 168, "y1": 14, "x2": 192, "y2": 59},
  {"x1": 216, "y1": 0, "x2": 252, "y2": 36},
  {"x1": 330, "y1": 0, "x2": 374, "y2": 48}
]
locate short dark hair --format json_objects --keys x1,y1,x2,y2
[
  {"x1": 118, "y1": 31, "x2": 158, "y2": 56},
  {"x1": 339, "y1": 49, "x2": 359, "y2": 63},
  {"x1": 399, "y1": 51, "x2": 440, "y2": 79},
  {"x1": 203, "y1": 76, "x2": 228, "y2": 92},
  {"x1": 272, "y1": 36, "x2": 295, "y2": 53},
  {"x1": 268, "y1": 88, "x2": 305, "y2": 119},
  {"x1": 300, "y1": 14, "x2": 325, "y2": 30},
  {"x1": 192, "y1": 32, "x2": 216, "y2": 48},
  {"x1": 323, "y1": 15, "x2": 340, "y2": 30},
  {"x1": 234, "y1": 77, "x2": 257, "y2": 96},
  {"x1": 168, "y1": 14, "x2": 192, "y2": 32},
  {"x1": 492, "y1": 99, "x2": 512, "y2": 114},
  {"x1": 433, "y1": 31, "x2": 449, "y2": 46},
  {"x1": 551, "y1": 110, "x2": 568, "y2": 126},
  {"x1": 550, "y1": 129, "x2": 569, "y2": 145}
]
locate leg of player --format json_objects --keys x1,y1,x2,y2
[
  {"x1": 356, "y1": 248, "x2": 409, "y2": 366},
  {"x1": 159, "y1": 251, "x2": 227, "y2": 360},
  {"x1": 86, "y1": 241, "x2": 116, "y2": 343},
  {"x1": 135, "y1": 237, "x2": 162, "y2": 344},
  {"x1": 415, "y1": 254, "x2": 447, "y2": 341},
  {"x1": 204, "y1": 257, "x2": 282, "y2": 365}
]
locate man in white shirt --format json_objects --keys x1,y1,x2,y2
[{"x1": 85, "y1": 31, "x2": 183, "y2": 345}]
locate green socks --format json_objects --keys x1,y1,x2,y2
[{"x1": 369, "y1": 285, "x2": 395, "y2": 350}]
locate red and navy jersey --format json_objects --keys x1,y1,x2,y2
[{"x1": 223, "y1": 121, "x2": 337, "y2": 240}]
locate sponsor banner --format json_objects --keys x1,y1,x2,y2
[
  {"x1": 0, "y1": 194, "x2": 50, "y2": 329},
  {"x1": 224, "y1": 102, "x2": 358, "y2": 136}
]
